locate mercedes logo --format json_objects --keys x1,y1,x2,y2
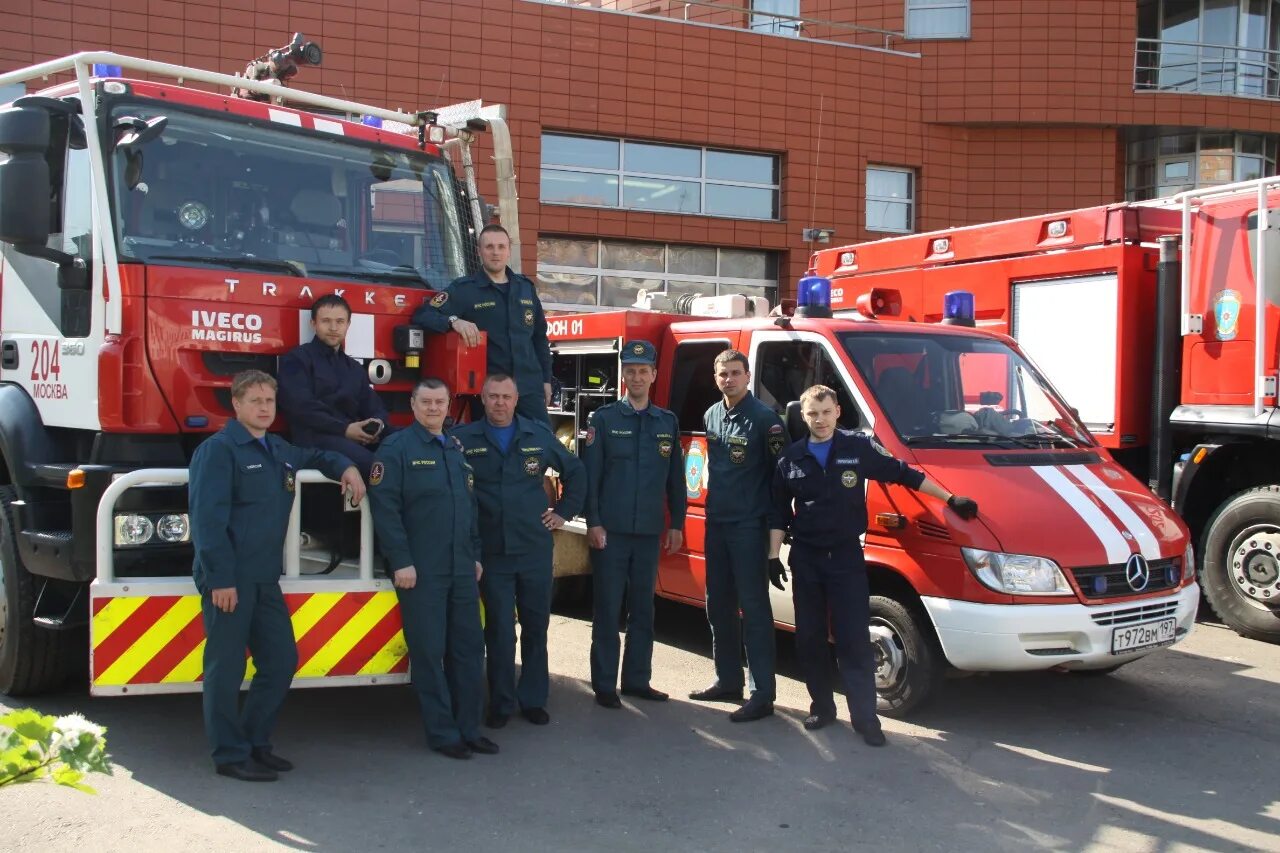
[{"x1": 1125, "y1": 553, "x2": 1151, "y2": 592}]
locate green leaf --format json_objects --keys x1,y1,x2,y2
[
  {"x1": 1, "y1": 709, "x2": 55, "y2": 742},
  {"x1": 51, "y1": 766, "x2": 85, "y2": 788}
]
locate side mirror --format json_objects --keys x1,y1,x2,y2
[
  {"x1": 114, "y1": 115, "x2": 167, "y2": 151},
  {"x1": 784, "y1": 400, "x2": 806, "y2": 443},
  {"x1": 0, "y1": 105, "x2": 52, "y2": 247},
  {"x1": 979, "y1": 391, "x2": 1003, "y2": 406}
]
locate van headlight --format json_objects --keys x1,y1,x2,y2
[
  {"x1": 961, "y1": 548, "x2": 1073, "y2": 596},
  {"x1": 1180, "y1": 542, "x2": 1195, "y2": 582}
]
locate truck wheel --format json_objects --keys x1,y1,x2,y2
[
  {"x1": 869, "y1": 594, "x2": 944, "y2": 718},
  {"x1": 0, "y1": 485, "x2": 72, "y2": 695},
  {"x1": 1200, "y1": 486, "x2": 1280, "y2": 644}
]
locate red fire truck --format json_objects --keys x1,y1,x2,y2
[
  {"x1": 545, "y1": 295, "x2": 1198, "y2": 715},
  {"x1": 810, "y1": 181, "x2": 1280, "y2": 644},
  {"x1": 0, "y1": 47, "x2": 501, "y2": 696}
]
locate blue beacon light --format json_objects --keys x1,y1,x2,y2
[
  {"x1": 361, "y1": 116, "x2": 383, "y2": 128},
  {"x1": 941, "y1": 290, "x2": 976, "y2": 327},
  {"x1": 93, "y1": 64, "x2": 123, "y2": 77},
  {"x1": 795, "y1": 269, "x2": 833, "y2": 319}
]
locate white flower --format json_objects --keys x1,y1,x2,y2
[{"x1": 53, "y1": 714, "x2": 105, "y2": 750}]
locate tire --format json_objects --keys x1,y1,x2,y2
[
  {"x1": 0, "y1": 485, "x2": 73, "y2": 695},
  {"x1": 869, "y1": 594, "x2": 945, "y2": 718},
  {"x1": 1199, "y1": 486, "x2": 1280, "y2": 644}
]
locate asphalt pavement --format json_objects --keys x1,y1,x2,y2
[{"x1": 1, "y1": 599, "x2": 1277, "y2": 853}]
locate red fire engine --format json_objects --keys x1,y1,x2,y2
[
  {"x1": 0, "y1": 47, "x2": 500, "y2": 696},
  {"x1": 808, "y1": 181, "x2": 1280, "y2": 644},
  {"x1": 546, "y1": 292, "x2": 1198, "y2": 715}
]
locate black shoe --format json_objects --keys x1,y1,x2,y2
[
  {"x1": 595, "y1": 692, "x2": 623, "y2": 709},
  {"x1": 621, "y1": 686, "x2": 669, "y2": 702},
  {"x1": 521, "y1": 707, "x2": 550, "y2": 725},
  {"x1": 853, "y1": 721, "x2": 887, "y2": 747},
  {"x1": 465, "y1": 736, "x2": 500, "y2": 755},
  {"x1": 250, "y1": 748, "x2": 293, "y2": 772},
  {"x1": 688, "y1": 684, "x2": 743, "y2": 702},
  {"x1": 729, "y1": 698, "x2": 775, "y2": 723},
  {"x1": 486, "y1": 711, "x2": 509, "y2": 729},
  {"x1": 803, "y1": 714, "x2": 836, "y2": 731},
  {"x1": 215, "y1": 760, "x2": 277, "y2": 782},
  {"x1": 433, "y1": 741, "x2": 473, "y2": 760}
]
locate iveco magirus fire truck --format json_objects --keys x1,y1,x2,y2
[
  {"x1": 544, "y1": 288, "x2": 1198, "y2": 715},
  {"x1": 0, "y1": 45, "x2": 513, "y2": 696},
  {"x1": 813, "y1": 178, "x2": 1280, "y2": 643}
]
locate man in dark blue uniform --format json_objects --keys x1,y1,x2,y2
[
  {"x1": 453, "y1": 374, "x2": 585, "y2": 728},
  {"x1": 583, "y1": 340, "x2": 687, "y2": 709},
  {"x1": 189, "y1": 370, "x2": 365, "y2": 781},
  {"x1": 411, "y1": 224, "x2": 553, "y2": 422},
  {"x1": 690, "y1": 349, "x2": 787, "y2": 723},
  {"x1": 369, "y1": 378, "x2": 498, "y2": 760},
  {"x1": 770, "y1": 385, "x2": 978, "y2": 746},
  {"x1": 278, "y1": 294, "x2": 391, "y2": 480}
]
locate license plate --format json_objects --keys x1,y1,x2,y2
[{"x1": 1110, "y1": 617, "x2": 1177, "y2": 654}]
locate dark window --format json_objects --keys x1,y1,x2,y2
[
  {"x1": 754, "y1": 340, "x2": 861, "y2": 429},
  {"x1": 668, "y1": 341, "x2": 728, "y2": 433}
]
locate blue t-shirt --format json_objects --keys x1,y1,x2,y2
[
  {"x1": 486, "y1": 420, "x2": 516, "y2": 454},
  {"x1": 257, "y1": 436, "x2": 271, "y2": 455},
  {"x1": 808, "y1": 437, "x2": 832, "y2": 469}
]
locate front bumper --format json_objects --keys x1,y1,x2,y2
[{"x1": 921, "y1": 583, "x2": 1200, "y2": 672}]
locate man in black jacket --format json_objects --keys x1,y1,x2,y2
[
  {"x1": 278, "y1": 294, "x2": 391, "y2": 480},
  {"x1": 770, "y1": 385, "x2": 978, "y2": 746}
]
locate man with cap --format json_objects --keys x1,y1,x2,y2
[
  {"x1": 770, "y1": 385, "x2": 978, "y2": 746},
  {"x1": 583, "y1": 340, "x2": 687, "y2": 709},
  {"x1": 412, "y1": 224, "x2": 553, "y2": 422},
  {"x1": 452, "y1": 374, "x2": 586, "y2": 728},
  {"x1": 189, "y1": 369, "x2": 365, "y2": 782},
  {"x1": 369, "y1": 378, "x2": 497, "y2": 760},
  {"x1": 690, "y1": 348, "x2": 787, "y2": 723}
]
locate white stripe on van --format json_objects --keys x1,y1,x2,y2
[
  {"x1": 1030, "y1": 466, "x2": 1131, "y2": 565},
  {"x1": 1065, "y1": 465, "x2": 1162, "y2": 561}
]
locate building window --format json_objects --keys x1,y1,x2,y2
[
  {"x1": 540, "y1": 133, "x2": 781, "y2": 220},
  {"x1": 865, "y1": 166, "x2": 915, "y2": 233},
  {"x1": 750, "y1": 0, "x2": 801, "y2": 36},
  {"x1": 1126, "y1": 127, "x2": 1280, "y2": 200},
  {"x1": 536, "y1": 237, "x2": 779, "y2": 308},
  {"x1": 1136, "y1": 0, "x2": 1280, "y2": 99},
  {"x1": 905, "y1": 0, "x2": 970, "y2": 39}
]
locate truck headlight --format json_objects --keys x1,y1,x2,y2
[
  {"x1": 1180, "y1": 542, "x2": 1195, "y2": 582},
  {"x1": 114, "y1": 514, "x2": 155, "y2": 546},
  {"x1": 156, "y1": 514, "x2": 191, "y2": 543},
  {"x1": 961, "y1": 547, "x2": 1072, "y2": 596}
]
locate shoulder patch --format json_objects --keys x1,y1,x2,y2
[
  {"x1": 586, "y1": 426, "x2": 595, "y2": 446},
  {"x1": 429, "y1": 291, "x2": 449, "y2": 308},
  {"x1": 369, "y1": 461, "x2": 384, "y2": 486},
  {"x1": 768, "y1": 424, "x2": 784, "y2": 435}
]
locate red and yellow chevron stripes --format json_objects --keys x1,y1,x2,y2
[{"x1": 91, "y1": 590, "x2": 409, "y2": 689}]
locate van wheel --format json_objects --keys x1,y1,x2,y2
[
  {"x1": 0, "y1": 485, "x2": 72, "y2": 696},
  {"x1": 1199, "y1": 486, "x2": 1280, "y2": 644},
  {"x1": 869, "y1": 594, "x2": 944, "y2": 718}
]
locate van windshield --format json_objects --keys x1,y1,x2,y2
[
  {"x1": 109, "y1": 102, "x2": 471, "y2": 289},
  {"x1": 840, "y1": 332, "x2": 1095, "y2": 449}
]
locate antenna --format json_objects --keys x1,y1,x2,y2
[{"x1": 802, "y1": 93, "x2": 833, "y2": 251}]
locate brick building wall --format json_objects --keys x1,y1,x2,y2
[{"x1": 2, "y1": 0, "x2": 1277, "y2": 299}]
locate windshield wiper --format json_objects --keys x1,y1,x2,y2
[
  {"x1": 1002, "y1": 433, "x2": 1082, "y2": 449},
  {"x1": 147, "y1": 254, "x2": 305, "y2": 277},
  {"x1": 904, "y1": 433, "x2": 1022, "y2": 447},
  {"x1": 313, "y1": 266, "x2": 430, "y2": 287}
]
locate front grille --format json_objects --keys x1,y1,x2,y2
[
  {"x1": 1089, "y1": 600, "x2": 1179, "y2": 627},
  {"x1": 1070, "y1": 558, "x2": 1178, "y2": 600}
]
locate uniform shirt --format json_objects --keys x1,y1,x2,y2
[
  {"x1": 412, "y1": 268, "x2": 552, "y2": 397},
  {"x1": 452, "y1": 415, "x2": 586, "y2": 557},
  {"x1": 772, "y1": 429, "x2": 926, "y2": 550},
  {"x1": 583, "y1": 398, "x2": 687, "y2": 536},
  {"x1": 277, "y1": 337, "x2": 390, "y2": 442},
  {"x1": 703, "y1": 391, "x2": 787, "y2": 524},
  {"x1": 189, "y1": 418, "x2": 353, "y2": 592},
  {"x1": 368, "y1": 422, "x2": 481, "y2": 576}
]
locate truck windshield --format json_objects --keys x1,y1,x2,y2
[
  {"x1": 840, "y1": 332, "x2": 1094, "y2": 449},
  {"x1": 109, "y1": 103, "x2": 470, "y2": 289}
]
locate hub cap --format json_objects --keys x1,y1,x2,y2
[
  {"x1": 869, "y1": 620, "x2": 906, "y2": 691},
  {"x1": 1229, "y1": 525, "x2": 1280, "y2": 607}
]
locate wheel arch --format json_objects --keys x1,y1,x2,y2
[{"x1": 0, "y1": 383, "x2": 58, "y2": 498}]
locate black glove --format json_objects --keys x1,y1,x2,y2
[
  {"x1": 768, "y1": 557, "x2": 788, "y2": 591},
  {"x1": 948, "y1": 495, "x2": 979, "y2": 520}
]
